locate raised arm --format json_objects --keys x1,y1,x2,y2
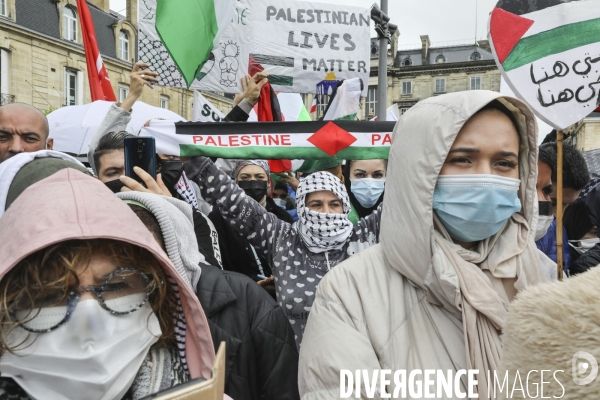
[
  {"x1": 223, "y1": 73, "x2": 268, "y2": 122},
  {"x1": 182, "y1": 156, "x2": 290, "y2": 261},
  {"x1": 88, "y1": 61, "x2": 158, "y2": 174}
]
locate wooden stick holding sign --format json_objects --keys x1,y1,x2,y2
[
  {"x1": 488, "y1": 0, "x2": 600, "y2": 281},
  {"x1": 556, "y1": 130, "x2": 564, "y2": 281}
]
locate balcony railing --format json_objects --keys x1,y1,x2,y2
[{"x1": 0, "y1": 93, "x2": 15, "y2": 105}]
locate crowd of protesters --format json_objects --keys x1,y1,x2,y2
[{"x1": 0, "y1": 61, "x2": 599, "y2": 399}]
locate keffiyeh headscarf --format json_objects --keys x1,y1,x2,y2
[
  {"x1": 230, "y1": 160, "x2": 270, "y2": 179},
  {"x1": 296, "y1": 171, "x2": 353, "y2": 253}
]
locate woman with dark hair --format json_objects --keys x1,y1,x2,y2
[
  {"x1": 0, "y1": 169, "x2": 214, "y2": 399},
  {"x1": 342, "y1": 159, "x2": 387, "y2": 224}
]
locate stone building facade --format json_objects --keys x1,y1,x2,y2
[
  {"x1": 0, "y1": 0, "x2": 232, "y2": 118},
  {"x1": 360, "y1": 35, "x2": 501, "y2": 120},
  {"x1": 305, "y1": 34, "x2": 501, "y2": 120},
  {"x1": 566, "y1": 112, "x2": 600, "y2": 152}
]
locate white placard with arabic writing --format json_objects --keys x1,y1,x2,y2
[{"x1": 505, "y1": 44, "x2": 600, "y2": 130}]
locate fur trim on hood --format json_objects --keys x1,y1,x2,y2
[{"x1": 500, "y1": 268, "x2": 600, "y2": 399}]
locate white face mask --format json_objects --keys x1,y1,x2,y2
[
  {"x1": 0, "y1": 297, "x2": 161, "y2": 400},
  {"x1": 535, "y1": 215, "x2": 554, "y2": 241},
  {"x1": 569, "y1": 238, "x2": 600, "y2": 255}
]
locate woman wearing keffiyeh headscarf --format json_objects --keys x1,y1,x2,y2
[
  {"x1": 206, "y1": 160, "x2": 293, "y2": 297},
  {"x1": 182, "y1": 157, "x2": 382, "y2": 348}
]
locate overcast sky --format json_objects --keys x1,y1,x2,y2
[{"x1": 109, "y1": 0, "x2": 499, "y2": 47}]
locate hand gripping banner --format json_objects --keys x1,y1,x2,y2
[{"x1": 140, "y1": 120, "x2": 395, "y2": 160}]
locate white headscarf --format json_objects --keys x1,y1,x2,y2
[{"x1": 295, "y1": 171, "x2": 353, "y2": 253}]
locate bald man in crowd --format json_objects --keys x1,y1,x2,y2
[{"x1": 0, "y1": 103, "x2": 52, "y2": 163}]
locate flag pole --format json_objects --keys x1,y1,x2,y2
[{"x1": 556, "y1": 130, "x2": 564, "y2": 281}]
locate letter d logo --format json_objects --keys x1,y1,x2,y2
[{"x1": 572, "y1": 351, "x2": 598, "y2": 385}]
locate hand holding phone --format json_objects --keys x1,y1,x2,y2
[{"x1": 124, "y1": 137, "x2": 157, "y2": 184}]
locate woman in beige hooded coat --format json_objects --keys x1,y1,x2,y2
[{"x1": 298, "y1": 91, "x2": 548, "y2": 399}]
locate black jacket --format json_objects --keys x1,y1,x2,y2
[
  {"x1": 224, "y1": 105, "x2": 251, "y2": 122},
  {"x1": 569, "y1": 185, "x2": 600, "y2": 275},
  {"x1": 196, "y1": 264, "x2": 300, "y2": 400}
]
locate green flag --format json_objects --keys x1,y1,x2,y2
[{"x1": 156, "y1": 0, "x2": 235, "y2": 87}]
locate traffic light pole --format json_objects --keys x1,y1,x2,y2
[{"x1": 376, "y1": 0, "x2": 388, "y2": 121}]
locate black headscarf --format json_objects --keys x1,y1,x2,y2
[
  {"x1": 564, "y1": 201, "x2": 593, "y2": 241},
  {"x1": 342, "y1": 160, "x2": 385, "y2": 219}
]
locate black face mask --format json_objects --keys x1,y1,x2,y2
[
  {"x1": 105, "y1": 179, "x2": 126, "y2": 193},
  {"x1": 159, "y1": 160, "x2": 183, "y2": 196},
  {"x1": 238, "y1": 180, "x2": 268, "y2": 202},
  {"x1": 539, "y1": 201, "x2": 553, "y2": 216}
]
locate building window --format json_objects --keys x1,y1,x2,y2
[
  {"x1": 118, "y1": 31, "x2": 129, "y2": 61},
  {"x1": 435, "y1": 78, "x2": 446, "y2": 93},
  {"x1": 0, "y1": 49, "x2": 11, "y2": 104},
  {"x1": 316, "y1": 94, "x2": 329, "y2": 119},
  {"x1": 400, "y1": 107, "x2": 410, "y2": 115},
  {"x1": 118, "y1": 84, "x2": 129, "y2": 103},
  {"x1": 65, "y1": 69, "x2": 78, "y2": 106},
  {"x1": 402, "y1": 81, "x2": 412, "y2": 95},
  {"x1": 63, "y1": 7, "x2": 77, "y2": 42},
  {"x1": 435, "y1": 54, "x2": 445, "y2": 64},
  {"x1": 470, "y1": 76, "x2": 482, "y2": 90},
  {"x1": 402, "y1": 58, "x2": 412, "y2": 67},
  {"x1": 160, "y1": 95, "x2": 169, "y2": 109},
  {"x1": 366, "y1": 86, "x2": 377, "y2": 119},
  {"x1": 0, "y1": 0, "x2": 7, "y2": 17},
  {"x1": 470, "y1": 51, "x2": 481, "y2": 61}
]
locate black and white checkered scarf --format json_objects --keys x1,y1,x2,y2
[{"x1": 296, "y1": 171, "x2": 353, "y2": 254}]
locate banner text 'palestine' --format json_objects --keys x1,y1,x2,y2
[{"x1": 141, "y1": 121, "x2": 396, "y2": 160}]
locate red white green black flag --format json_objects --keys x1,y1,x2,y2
[
  {"x1": 489, "y1": 0, "x2": 600, "y2": 130},
  {"x1": 140, "y1": 120, "x2": 395, "y2": 160}
]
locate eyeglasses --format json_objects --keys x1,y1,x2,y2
[{"x1": 10, "y1": 268, "x2": 155, "y2": 333}]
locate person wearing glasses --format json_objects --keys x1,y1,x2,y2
[{"x1": 0, "y1": 169, "x2": 215, "y2": 399}]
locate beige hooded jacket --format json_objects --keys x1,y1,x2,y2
[{"x1": 298, "y1": 91, "x2": 547, "y2": 399}]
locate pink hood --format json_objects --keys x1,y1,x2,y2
[{"x1": 0, "y1": 169, "x2": 215, "y2": 379}]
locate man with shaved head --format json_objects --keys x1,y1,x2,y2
[{"x1": 0, "y1": 103, "x2": 51, "y2": 163}]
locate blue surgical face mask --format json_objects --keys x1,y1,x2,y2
[
  {"x1": 433, "y1": 174, "x2": 522, "y2": 242},
  {"x1": 273, "y1": 198, "x2": 287, "y2": 210},
  {"x1": 350, "y1": 178, "x2": 385, "y2": 208}
]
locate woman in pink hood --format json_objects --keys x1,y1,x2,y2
[{"x1": 0, "y1": 168, "x2": 215, "y2": 400}]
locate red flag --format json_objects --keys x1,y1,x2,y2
[
  {"x1": 77, "y1": 0, "x2": 116, "y2": 102},
  {"x1": 248, "y1": 56, "x2": 291, "y2": 173},
  {"x1": 310, "y1": 97, "x2": 318, "y2": 114}
]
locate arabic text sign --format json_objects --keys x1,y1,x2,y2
[{"x1": 489, "y1": 1, "x2": 600, "y2": 130}]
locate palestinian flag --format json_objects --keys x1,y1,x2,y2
[
  {"x1": 141, "y1": 120, "x2": 395, "y2": 160},
  {"x1": 323, "y1": 78, "x2": 363, "y2": 121},
  {"x1": 156, "y1": 0, "x2": 236, "y2": 87},
  {"x1": 490, "y1": 1, "x2": 600, "y2": 72},
  {"x1": 489, "y1": 0, "x2": 600, "y2": 129},
  {"x1": 249, "y1": 54, "x2": 294, "y2": 87}
]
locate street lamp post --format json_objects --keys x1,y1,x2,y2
[{"x1": 371, "y1": 1, "x2": 396, "y2": 121}]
